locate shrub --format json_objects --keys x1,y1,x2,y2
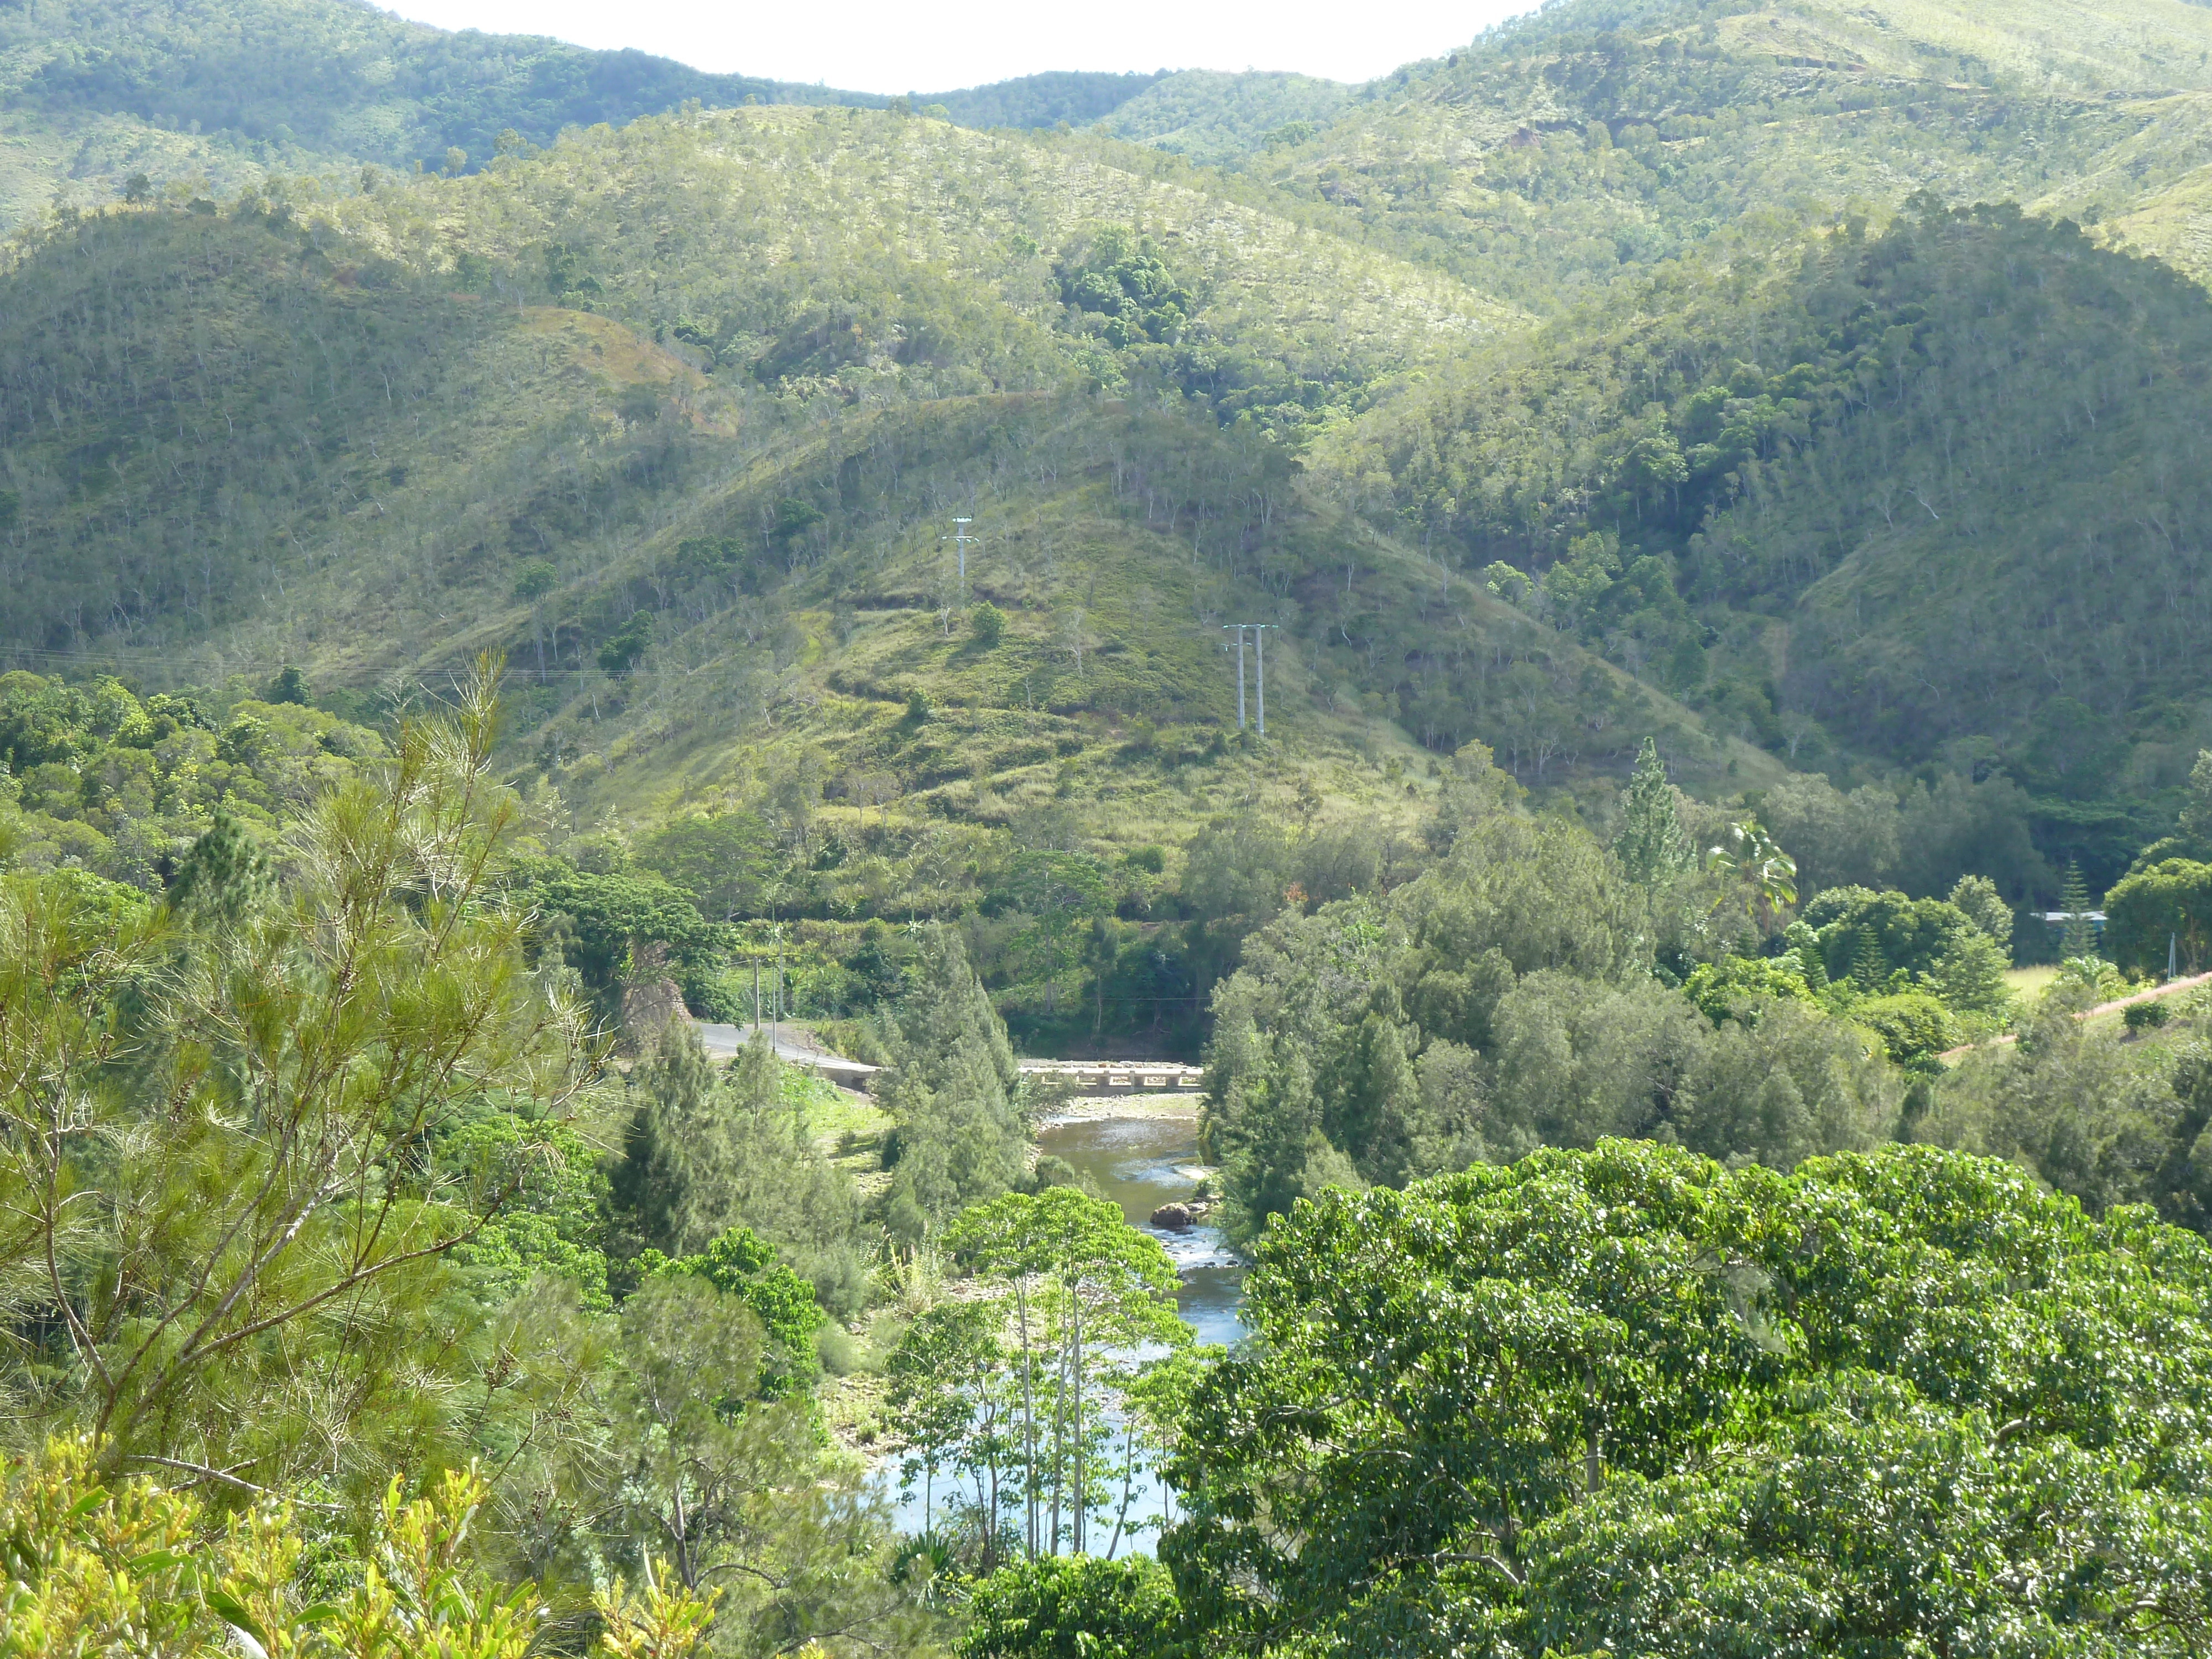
[
  {"x1": 959, "y1": 1554, "x2": 1181, "y2": 1658},
  {"x1": 1850, "y1": 991, "x2": 1957, "y2": 1068},
  {"x1": 2124, "y1": 998, "x2": 2172, "y2": 1034}
]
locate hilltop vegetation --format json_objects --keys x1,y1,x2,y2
[{"x1": 0, "y1": 0, "x2": 1175, "y2": 229}]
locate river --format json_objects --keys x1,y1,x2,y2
[
  {"x1": 1034, "y1": 1107, "x2": 1244, "y2": 1349},
  {"x1": 870, "y1": 1102, "x2": 1244, "y2": 1545}
]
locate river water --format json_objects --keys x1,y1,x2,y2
[
  {"x1": 871, "y1": 1104, "x2": 1244, "y2": 1544},
  {"x1": 1035, "y1": 1109, "x2": 1244, "y2": 1349}
]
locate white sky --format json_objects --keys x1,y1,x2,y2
[{"x1": 375, "y1": 0, "x2": 1538, "y2": 95}]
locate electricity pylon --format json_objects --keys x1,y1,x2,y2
[{"x1": 942, "y1": 517, "x2": 978, "y2": 599}]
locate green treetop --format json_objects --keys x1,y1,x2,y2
[
  {"x1": 1612, "y1": 738, "x2": 1691, "y2": 888},
  {"x1": 2062, "y1": 859, "x2": 2096, "y2": 959}
]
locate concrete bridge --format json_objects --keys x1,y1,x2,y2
[{"x1": 1018, "y1": 1060, "x2": 1204, "y2": 1093}]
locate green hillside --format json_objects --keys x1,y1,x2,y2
[
  {"x1": 1310, "y1": 199, "x2": 2212, "y2": 873},
  {"x1": 1211, "y1": 0, "x2": 2212, "y2": 305},
  {"x1": 12, "y1": 0, "x2": 2212, "y2": 915},
  {"x1": 1093, "y1": 70, "x2": 1353, "y2": 166}
]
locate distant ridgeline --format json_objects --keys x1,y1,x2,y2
[{"x1": 0, "y1": 0, "x2": 1174, "y2": 219}]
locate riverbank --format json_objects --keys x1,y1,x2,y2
[{"x1": 1038, "y1": 1092, "x2": 1203, "y2": 1127}]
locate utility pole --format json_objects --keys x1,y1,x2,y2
[
  {"x1": 1255, "y1": 624, "x2": 1275, "y2": 737},
  {"x1": 942, "y1": 517, "x2": 977, "y2": 600},
  {"x1": 1223, "y1": 624, "x2": 1275, "y2": 734}
]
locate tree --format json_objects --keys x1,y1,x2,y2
[
  {"x1": 2062, "y1": 858, "x2": 2096, "y2": 959},
  {"x1": 0, "y1": 662, "x2": 596, "y2": 1496},
  {"x1": 1703, "y1": 817, "x2": 1798, "y2": 932},
  {"x1": 2182, "y1": 748, "x2": 2212, "y2": 843},
  {"x1": 635, "y1": 812, "x2": 776, "y2": 921},
  {"x1": 1947, "y1": 873, "x2": 2013, "y2": 947},
  {"x1": 1679, "y1": 952, "x2": 1813, "y2": 1024},
  {"x1": 945, "y1": 1187, "x2": 1187, "y2": 1559},
  {"x1": 599, "y1": 611, "x2": 653, "y2": 674},
  {"x1": 886, "y1": 1298, "x2": 1005, "y2": 1538},
  {"x1": 1160, "y1": 1141, "x2": 2212, "y2": 1657},
  {"x1": 163, "y1": 805, "x2": 273, "y2": 924},
  {"x1": 2104, "y1": 858, "x2": 2212, "y2": 977},
  {"x1": 958, "y1": 1555, "x2": 1180, "y2": 1659},
  {"x1": 1611, "y1": 737, "x2": 1691, "y2": 887},
  {"x1": 993, "y1": 849, "x2": 1113, "y2": 1019},
  {"x1": 878, "y1": 926, "x2": 1027, "y2": 1226},
  {"x1": 643, "y1": 1224, "x2": 827, "y2": 1399},
  {"x1": 607, "y1": 1274, "x2": 782, "y2": 1592},
  {"x1": 612, "y1": 1029, "x2": 867, "y2": 1315}
]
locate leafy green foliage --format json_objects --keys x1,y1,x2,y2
[
  {"x1": 1057, "y1": 228, "x2": 1192, "y2": 349},
  {"x1": 1160, "y1": 1140, "x2": 2212, "y2": 1657},
  {"x1": 2107, "y1": 859, "x2": 2212, "y2": 976},
  {"x1": 0, "y1": 1441, "x2": 717, "y2": 1658},
  {"x1": 644, "y1": 1224, "x2": 827, "y2": 1399},
  {"x1": 958, "y1": 1554, "x2": 1181, "y2": 1659},
  {"x1": 1680, "y1": 951, "x2": 1812, "y2": 1024},
  {"x1": 1203, "y1": 766, "x2": 1905, "y2": 1240}
]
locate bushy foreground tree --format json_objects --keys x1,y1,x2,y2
[
  {"x1": 1151, "y1": 1141, "x2": 2212, "y2": 1658},
  {"x1": 0, "y1": 666, "x2": 935, "y2": 1657},
  {"x1": 0, "y1": 663, "x2": 596, "y2": 1494},
  {"x1": 0, "y1": 1438, "x2": 716, "y2": 1657}
]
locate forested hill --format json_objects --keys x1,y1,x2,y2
[
  {"x1": 1202, "y1": 0, "x2": 2212, "y2": 305},
  {"x1": 0, "y1": 0, "x2": 1176, "y2": 226},
  {"x1": 10, "y1": 0, "x2": 2212, "y2": 898}
]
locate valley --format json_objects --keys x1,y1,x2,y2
[{"x1": 11, "y1": 1, "x2": 2212, "y2": 1654}]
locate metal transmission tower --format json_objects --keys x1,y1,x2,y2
[
  {"x1": 942, "y1": 517, "x2": 978, "y2": 599},
  {"x1": 1222, "y1": 623, "x2": 1277, "y2": 735}
]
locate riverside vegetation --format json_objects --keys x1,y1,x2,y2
[{"x1": 9, "y1": 0, "x2": 2212, "y2": 1652}]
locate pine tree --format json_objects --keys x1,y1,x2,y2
[
  {"x1": 1784, "y1": 920, "x2": 1829, "y2": 991},
  {"x1": 164, "y1": 807, "x2": 272, "y2": 924},
  {"x1": 2062, "y1": 860, "x2": 2095, "y2": 959},
  {"x1": 1614, "y1": 737, "x2": 1692, "y2": 887},
  {"x1": 879, "y1": 926, "x2": 1026, "y2": 1225},
  {"x1": 1852, "y1": 926, "x2": 1886, "y2": 990}
]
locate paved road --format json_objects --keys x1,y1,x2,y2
[{"x1": 693, "y1": 1021, "x2": 878, "y2": 1079}]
